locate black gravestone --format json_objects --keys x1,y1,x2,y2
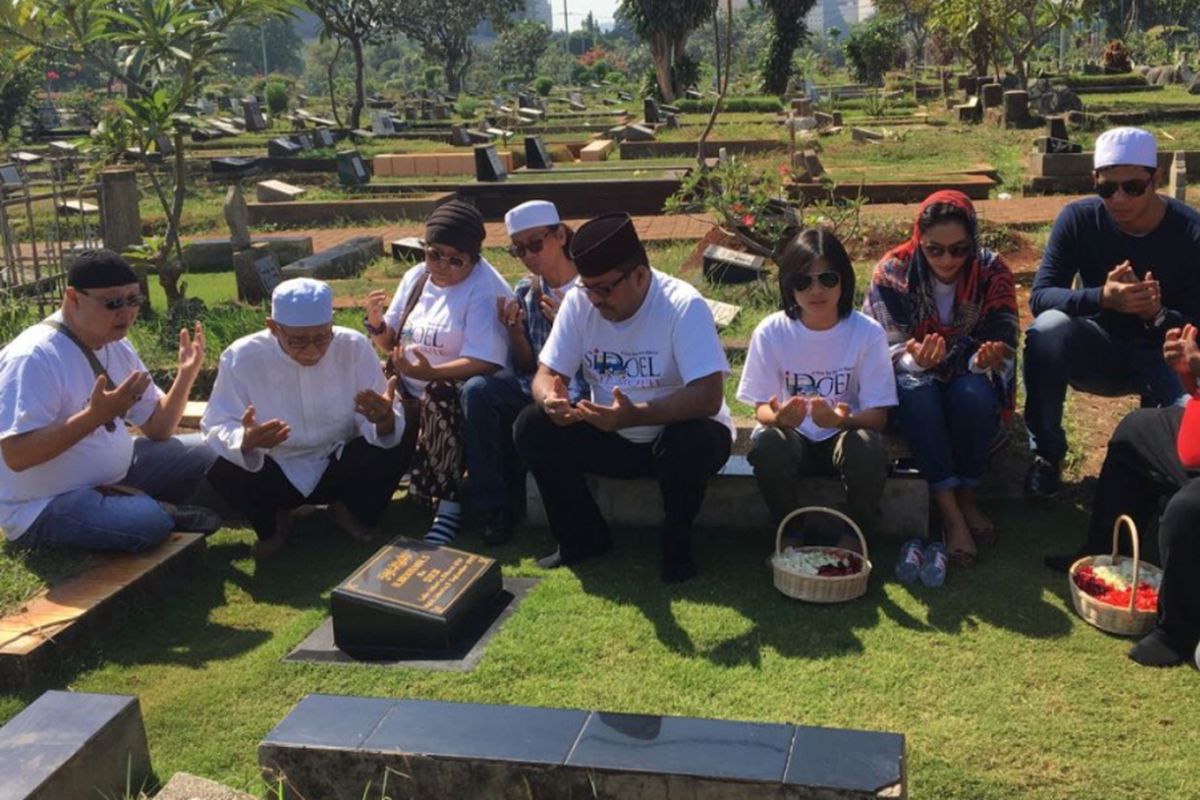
[
  {"x1": 1034, "y1": 136, "x2": 1082, "y2": 154},
  {"x1": 702, "y1": 245, "x2": 768, "y2": 285},
  {"x1": 474, "y1": 145, "x2": 507, "y2": 182},
  {"x1": 254, "y1": 253, "x2": 285, "y2": 295},
  {"x1": 0, "y1": 163, "x2": 23, "y2": 187},
  {"x1": 391, "y1": 236, "x2": 426, "y2": 262},
  {"x1": 210, "y1": 156, "x2": 262, "y2": 177},
  {"x1": 450, "y1": 125, "x2": 473, "y2": 147},
  {"x1": 242, "y1": 96, "x2": 267, "y2": 132},
  {"x1": 643, "y1": 97, "x2": 661, "y2": 124},
  {"x1": 524, "y1": 136, "x2": 553, "y2": 170},
  {"x1": 1046, "y1": 115, "x2": 1070, "y2": 141},
  {"x1": 331, "y1": 539, "x2": 503, "y2": 658},
  {"x1": 268, "y1": 137, "x2": 303, "y2": 157},
  {"x1": 314, "y1": 127, "x2": 336, "y2": 148},
  {"x1": 336, "y1": 150, "x2": 371, "y2": 186}
]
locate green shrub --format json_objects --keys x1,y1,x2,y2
[
  {"x1": 1057, "y1": 73, "x2": 1148, "y2": 88},
  {"x1": 534, "y1": 75, "x2": 554, "y2": 96},
  {"x1": 265, "y1": 81, "x2": 289, "y2": 114},
  {"x1": 676, "y1": 96, "x2": 784, "y2": 113}
]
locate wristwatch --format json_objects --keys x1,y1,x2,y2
[
  {"x1": 1148, "y1": 306, "x2": 1169, "y2": 331},
  {"x1": 363, "y1": 316, "x2": 386, "y2": 336}
]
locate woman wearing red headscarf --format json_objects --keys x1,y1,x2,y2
[{"x1": 864, "y1": 190, "x2": 1018, "y2": 567}]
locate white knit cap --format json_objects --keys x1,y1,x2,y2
[
  {"x1": 271, "y1": 278, "x2": 333, "y2": 326},
  {"x1": 505, "y1": 200, "x2": 561, "y2": 236},
  {"x1": 1094, "y1": 127, "x2": 1158, "y2": 171}
]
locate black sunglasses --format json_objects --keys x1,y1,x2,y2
[
  {"x1": 508, "y1": 228, "x2": 554, "y2": 258},
  {"x1": 1096, "y1": 177, "x2": 1153, "y2": 199},
  {"x1": 792, "y1": 271, "x2": 841, "y2": 291},
  {"x1": 921, "y1": 240, "x2": 974, "y2": 259},
  {"x1": 582, "y1": 269, "x2": 634, "y2": 300},
  {"x1": 78, "y1": 289, "x2": 145, "y2": 311}
]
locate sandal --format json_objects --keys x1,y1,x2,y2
[
  {"x1": 948, "y1": 548, "x2": 976, "y2": 569},
  {"x1": 970, "y1": 524, "x2": 997, "y2": 548}
]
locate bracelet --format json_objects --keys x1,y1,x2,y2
[{"x1": 364, "y1": 317, "x2": 387, "y2": 336}]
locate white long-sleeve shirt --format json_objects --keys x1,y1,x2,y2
[{"x1": 201, "y1": 327, "x2": 404, "y2": 496}]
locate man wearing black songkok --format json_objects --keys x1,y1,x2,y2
[
  {"x1": 514, "y1": 213, "x2": 734, "y2": 582},
  {"x1": 0, "y1": 249, "x2": 219, "y2": 552}
]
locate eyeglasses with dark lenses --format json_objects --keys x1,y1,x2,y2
[
  {"x1": 1096, "y1": 178, "x2": 1153, "y2": 199},
  {"x1": 582, "y1": 269, "x2": 634, "y2": 300},
  {"x1": 508, "y1": 229, "x2": 554, "y2": 258},
  {"x1": 281, "y1": 331, "x2": 334, "y2": 351},
  {"x1": 792, "y1": 271, "x2": 841, "y2": 292},
  {"x1": 424, "y1": 246, "x2": 470, "y2": 270},
  {"x1": 921, "y1": 240, "x2": 974, "y2": 259},
  {"x1": 78, "y1": 289, "x2": 145, "y2": 311}
]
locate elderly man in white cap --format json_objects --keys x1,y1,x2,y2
[
  {"x1": 1026, "y1": 126, "x2": 1200, "y2": 503},
  {"x1": 460, "y1": 200, "x2": 583, "y2": 546},
  {"x1": 202, "y1": 278, "x2": 410, "y2": 558}
]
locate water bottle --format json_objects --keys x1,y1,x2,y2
[
  {"x1": 921, "y1": 542, "x2": 948, "y2": 588},
  {"x1": 895, "y1": 538, "x2": 925, "y2": 584}
]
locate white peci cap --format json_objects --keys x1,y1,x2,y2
[
  {"x1": 505, "y1": 200, "x2": 561, "y2": 236},
  {"x1": 271, "y1": 278, "x2": 333, "y2": 326},
  {"x1": 1094, "y1": 127, "x2": 1158, "y2": 171}
]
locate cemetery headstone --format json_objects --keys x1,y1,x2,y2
[
  {"x1": 254, "y1": 253, "x2": 285, "y2": 296},
  {"x1": 241, "y1": 96, "x2": 267, "y2": 132},
  {"x1": 524, "y1": 136, "x2": 554, "y2": 170},
  {"x1": 331, "y1": 539, "x2": 504, "y2": 657},
  {"x1": 255, "y1": 179, "x2": 306, "y2": 203},
  {"x1": 297, "y1": 94, "x2": 308, "y2": 107},
  {"x1": 432, "y1": 104, "x2": 449, "y2": 121},
  {"x1": 1046, "y1": 115, "x2": 1069, "y2": 141},
  {"x1": 474, "y1": 145, "x2": 508, "y2": 182},
  {"x1": 702, "y1": 245, "x2": 768, "y2": 285},
  {"x1": 1002, "y1": 90, "x2": 1030, "y2": 126},
  {"x1": 218, "y1": 95, "x2": 233, "y2": 112},
  {"x1": 391, "y1": 236, "x2": 425, "y2": 262},
  {"x1": 336, "y1": 150, "x2": 371, "y2": 186},
  {"x1": 643, "y1": 97, "x2": 661, "y2": 124},
  {"x1": 569, "y1": 91, "x2": 586, "y2": 110},
  {"x1": 980, "y1": 83, "x2": 1004, "y2": 109},
  {"x1": 36, "y1": 104, "x2": 62, "y2": 129},
  {"x1": 293, "y1": 133, "x2": 315, "y2": 150},
  {"x1": 1169, "y1": 150, "x2": 1187, "y2": 201},
  {"x1": 790, "y1": 98, "x2": 813, "y2": 116},
  {"x1": 315, "y1": 127, "x2": 336, "y2": 148},
  {"x1": 1033, "y1": 137, "x2": 1082, "y2": 154},
  {"x1": 371, "y1": 111, "x2": 396, "y2": 136},
  {"x1": 223, "y1": 184, "x2": 252, "y2": 250},
  {"x1": 450, "y1": 125, "x2": 473, "y2": 147},
  {"x1": 0, "y1": 163, "x2": 23, "y2": 187},
  {"x1": 267, "y1": 137, "x2": 303, "y2": 158},
  {"x1": 623, "y1": 123, "x2": 657, "y2": 142}
]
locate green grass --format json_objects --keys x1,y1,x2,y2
[
  {"x1": 0, "y1": 544, "x2": 93, "y2": 617},
  {"x1": 1, "y1": 501, "x2": 1197, "y2": 799}
]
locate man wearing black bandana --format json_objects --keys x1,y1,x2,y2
[{"x1": 0, "y1": 250, "x2": 219, "y2": 552}]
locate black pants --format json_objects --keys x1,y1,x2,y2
[
  {"x1": 208, "y1": 437, "x2": 411, "y2": 541},
  {"x1": 1085, "y1": 406, "x2": 1200, "y2": 655},
  {"x1": 514, "y1": 406, "x2": 732, "y2": 566}
]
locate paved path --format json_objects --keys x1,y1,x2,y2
[{"x1": 201, "y1": 194, "x2": 1084, "y2": 253}]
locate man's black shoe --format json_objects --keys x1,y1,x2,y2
[
  {"x1": 481, "y1": 508, "x2": 514, "y2": 547},
  {"x1": 171, "y1": 505, "x2": 223, "y2": 535},
  {"x1": 1024, "y1": 456, "x2": 1061, "y2": 498}
]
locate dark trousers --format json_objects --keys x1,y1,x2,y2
[
  {"x1": 514, "y1": 406, "x2": 732, "y2": 566},
  {"x1": 461, "y1": 372, "x2": 531, "y2": 512},
  {"x1": 1084, "y1": 406, "x2": 1200, "y2": 655},
  {"x1": 207, "y1": 437, "x2": 411, "y2": 541}
]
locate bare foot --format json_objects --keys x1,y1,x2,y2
[
  {"x1": 327, "y1": 501, "x2": 376, "y2": 543},
  {"x1": 956, "y1": 489, "x2": 996, "y2": 546},
  {"x1": 943, "y1": 520, "x2": 977, "y2": 564},
  {"x1": 251, "y1": 509, "x2": 293, "y2": 560}
]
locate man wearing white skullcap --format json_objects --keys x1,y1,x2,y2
[
  {"x1": 1027, "y1": 126, "x2": 1200, "y2": 510},
  {"x1": 458, "y1": 200, "x2": 584, "y2": 546},
  {"x1": 202, "y1": 278, "x2": 411, "y2": 558}
]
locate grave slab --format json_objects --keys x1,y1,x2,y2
[
  {"x1": 255, "y1": 179, "x2": 306, "y2": 203},
  {"x1": 182, "y1": 236, "x2": 313, "y2": 272},
  {"x1": 785, "y1": 725, "x2": 905, "y2": 797},
  {"x1": 281, "y1": 236, "x2": 384, "y2": 280}
]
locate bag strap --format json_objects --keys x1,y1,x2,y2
[
  {"x1": 393, "y1": 270, "x2": 430, "y2": 345},
  {"x1": 42, "y1": 319, "x2": 120, "y2": 432}
]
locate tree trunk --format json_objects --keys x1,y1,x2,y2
[
  {"x1": 649, "y1": 32, "x2": 676, "y2": 102},
  {"x1": 349, "y1": 36, "x2": 366, "y2": 130},
  {"x1": 327, "y1": 39, "x2": 343, "y2": 127}
]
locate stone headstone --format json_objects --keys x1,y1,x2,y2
[
  {"x1": 0, "y1": 163, "x2": 25, "y2": 187},
  {"x1": 450, "y1": 125, "x2": 472, "y2": 147},
  {"x1": 643, "y1": 97, "x2": 661, "y2": 124},
  {"x1": 1169, "y1": 150, "x2": 1187, "y2": 201},
  {"x1": 955, "y1": 96, "x2": 981, "y2": 124},
  {"x1": 267, "y1": 137, "x2": 303, "y2": 157},
  {"x1": 223, "y1": 184, "x2": 251, "y2": 250},
  {"x1": 291, "y1": 133, "x2": 315, "y2": 150},
  {"x1": 331, "y1": 539, "x2": 503, "y2": 658},
  {"x1": 955, "y1": 74, "x2": 973, "y2": 92},
  {"x1": 255, "y1": 179, "x2": 306, "y2": 203},
  {"x1": 980, "y1": 83, "x2": 1004, "y2": 109},
  {"x1": 1002, "y1": 90, "x2": 1029, "y2": 126},
  {"x1": 851, "y1": 126, "x2": 884, "y2": 142},
  {"x1": 814, "y1": 111, "x2": 835, "y2": 127},
  {"x1": 371, "y1": 111, "x2": 396, "y2": 136},
  {"x1": 253, "y1": 253, "x2": 285, "y2": 297},
  {"x1": 314, "y1": 127, "x2": 336, "y2": 148},
  {"x1": 702, "y1": 245, "x2": 768, "y2": 285},
  {"x1": 790, "y1": 97, "x2": 813, "y2": 116},
  {"x1": 336, "y1": 150, "x2": 371, "y2": 186},
  {"x1": 1046, "y1": 115, "x2": 1069, "y2": 141},
  {"x1": 524, "y1": 136, "x2": 553, "y2": 170},
  {"x1": 1033, "y1": 136, "x2": 1082, "y2": 154},
  {"x1": 391, "y1": 236, "x2": 425, "y2": 262},
  {"x1": 1035, "y1": 87, "x2": 1082, "y2": 116},
  {"x1": 803, "y1": 149, "x2": 825, "y2": 178},
  {"x1": 241, "y1": 96, "x2": 267, "y2": 132},
  {"x1": 474, "y1": 145, "x2": 507, "y2": 182},
  {"x1": 623, "y1": 123, "x2": 656, "y2": 142}
]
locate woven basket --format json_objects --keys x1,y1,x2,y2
[
  {"x1": 771, "y1": 506, "x2": 871, "y2": 603},
  {"x1": 1068, "y1": 514, "x2": 1162, "y2": 637}
]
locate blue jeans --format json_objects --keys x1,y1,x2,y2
[
  {"x1": 15, "y1": 434, "x2": 217, "y2": 552},
  {"x1": 461, "y1": 372, "x2": 532, "y2": 512},
  {"x1": 1024, "y1": 310, "x2": 1186, "y2": 463},
  {"x1": 897, "y1": 372, "x2": 999, "y2": 493}
]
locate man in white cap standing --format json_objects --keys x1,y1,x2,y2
[
  {"x1": 514, "y1": 212, "x2": 734, "y2": 583},
  {"x1": 461, "y1": 200, "x2": 582, "y2": 546},
  {"x1": 202, "y1": 278, "x2": 410, "y2": 558},
  {"x1": 1026, "y1": 126, "x2": 1200, "y2": 502}
]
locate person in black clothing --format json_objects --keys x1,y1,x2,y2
[{"x1": 1024, "y1": 127, "x2": 1200, "y2": 497}]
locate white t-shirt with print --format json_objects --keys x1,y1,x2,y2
[
  {"x1": 540, "y1": 269, "x2": 735, "y2": 444},
  {"x1": 737, "y1": 310, "x2": 897, "y2": 443},
  {"x1": 0, "y1": 312, "x2": 165, "y2": 540},
  {"x1": 383, "y1": 257, "x2": 514, "y2": 397}
]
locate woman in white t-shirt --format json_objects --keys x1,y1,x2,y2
[
  {"x1": 737, "y1": 228, "x2": 897, "y2": 548},
  {"x1": 365, "y1": 200, "x2": 512, "y2": 544}
]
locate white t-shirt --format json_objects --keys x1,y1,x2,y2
[
  {"x1": 383, "y1": 258, "x2": 514, "y2": 397},
  {"x1": 201, "y1": 327, "x2": 404, "y2": 497},
  {"x1": 540, "y1": 269, "x2": 735, "y2": 444},
  {"x1": 737, "y1": 310, "x2": 897, "y2": 442},
  {"x1": 0, "y1": 312, "x2": 165, "y2": 540}
]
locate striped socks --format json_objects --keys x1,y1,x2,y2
[{"x1": 424, "y1": 500, "x2": 462, "y2": 545}]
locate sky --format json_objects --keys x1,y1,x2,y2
[{"x1": 550, "y1": 0, "x2": 621, "y2": 31}]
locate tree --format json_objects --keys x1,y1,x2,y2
[
  {"x1": 224, "y1": 17, "x2": 304, "y2": 76},
  {"x1": 929, "y1": 0, "x2": 1005, "y2": 76},
  {"x1": 618, "y1": 0, "x2": 716, "y2": 101},
  {"x1": 0, "y1": 0, "x2": 291, "y2": 305},
  {"x1": 303, "y1": 0, "x2": 393, "y2": 130},
  {"x1": 759, "y1": 0, "x2": 816, "y2": 95},
  {"x1": 494, "y1": 20, "x2": 551, "y2": 82},
  {"x1": 994, "y1": 0, "x2": 1093, "y2": 83},
  {"x1": 844, "y1": 14, "x2": 904, "y2": 85},
  {"x1": 391, "y1": 0, "x2": 522, "y2": 94},
  {"x1": 876, "y1": 0, "x2": 935, "y2": 67},
  {"x1": 0, "y1": 50, "x2": 39, "y2": 140}
]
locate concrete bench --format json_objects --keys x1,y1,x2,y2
[
  {"x1": 525, "y1": 454, "x2": 929, "y2": 538},
  {"x1": 260, "y1": 694, "x2": 905, "y2": 800},
  {"x1": 0, "y1": 691, "x2": 151, "y2": 800}
]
